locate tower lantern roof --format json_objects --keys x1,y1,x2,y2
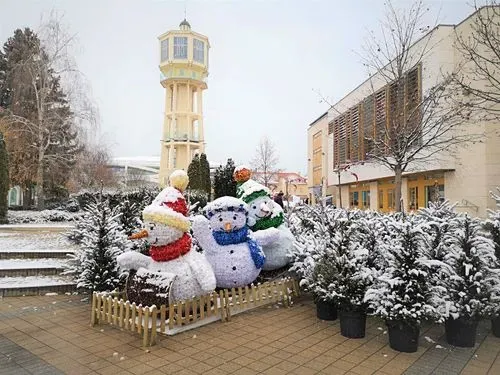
[{"x1": 179, "y1": 18, "x2": 191, "y2": 30}]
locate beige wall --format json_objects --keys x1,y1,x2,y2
[
  {"x1": 319, "y1": 7, "x2": 500, "y2": 217},
  {"x1": 307, "y1": 113, "x2": 329, "y2": 203}
]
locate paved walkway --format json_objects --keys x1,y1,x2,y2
[{"x1": 1, "y1": 294, "x2": 500, "y2": 374}]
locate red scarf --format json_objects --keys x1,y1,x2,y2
[{"x1": 149, "y1": 233, "x2": 192, "y2": 262}]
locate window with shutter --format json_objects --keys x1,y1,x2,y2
[
  {"x1": 375, "y1": 89, "x2": 386, "y2": 154},
  {"x1": 350, "y1": 106, "x2": 360, "y2": 162},
  {"x1": 363, "y1": 95, "x2": 374, "y2": 159},
  {"x1": 406, "y1": 65, "x2": 421, "y2": 146},
  {"x1": 161, "y1": 39, "x2": 169, "y2": 61},
  {"x1": 338, "y1": 115, "x2": 347, "y2": 165},
  {"x1": 333, "y1": 117, "x2": 340, "y2": 167}
]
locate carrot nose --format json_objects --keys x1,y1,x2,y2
[
  {"x1": 128, "y1": 229, "x2": 148, "y2": 240},
  {"x1": 224, "y1": 222, "x2": 232, "y2": 232}
]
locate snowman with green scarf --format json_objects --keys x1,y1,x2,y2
[{"x1": 233, "y1": 166, "x2": 295, "y2": 271}]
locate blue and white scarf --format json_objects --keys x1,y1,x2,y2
[{"x1": 212, "y1": 227, "x2": 266, "y2": 269}]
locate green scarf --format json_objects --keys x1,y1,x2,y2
[{"x1": 251, "y1": 212, "x2": 284, "y2": 231}]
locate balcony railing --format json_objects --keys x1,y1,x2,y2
[{"x1": 163, "y1": 134, "x2": 201, "y2": 143}]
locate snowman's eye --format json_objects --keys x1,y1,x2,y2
[
  {"x1": 252, "y1": 205, "x2": 256, "y2": 209},
  {"x1": 233, "y1": 215, "x2": 237, "y2": 220},
  {"x1": 149, "y1": 224, "x2": 155, "y2": 230},
  {"x1": 219, "y1": 217, "x2": 223, "y2": 222}
]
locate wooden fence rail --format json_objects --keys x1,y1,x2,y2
[{"x1": 90, "y1": 278, "x2": 300, "y2": 346}]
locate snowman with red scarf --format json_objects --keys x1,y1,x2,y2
[{"x1": 117, "y1": 170, "x2": 216, "y2": 305}]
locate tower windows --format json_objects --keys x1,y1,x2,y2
[
  {"x1": 160, "y1": 39, "x2": 169, "y2": 61},
  {"x1": 193, "y1": 39, "x2": 204, "y2": 63},
  {"x1": 174, "y1": 37, "x2": 188, "y2": 59}
]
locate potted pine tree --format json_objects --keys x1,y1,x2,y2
[
  {"x1": 326, "y1": 211, "x2": 381, "y2": 338},
  {"x1": 441, "y1": 214, "x2": 498, "y2": 347},
  {"x1": 291, "y1": 205, "x2": 345, "y2": 321},
  {"x1": 311, "y1": 253, "x2": 339, "y2": 321},
  {"x1": 365, "y1": 215, "x2": 445, "y2": 352}
]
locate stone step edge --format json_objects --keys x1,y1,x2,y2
[
  {"x1": 0, "y1": 252, "x2": 74, "y2": 259},
  {"x1": 0, "y1": 224, "x2": 73, "y2": 232},
  {"x1": 0, "y1": 283, "x2": 77, "y2": 297}
]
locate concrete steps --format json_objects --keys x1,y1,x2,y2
[{"x1": 0, "y1": 226, "x2": 77, "y2": 297}]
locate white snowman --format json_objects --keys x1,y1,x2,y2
[
  {"x1": 117, "y1": 170, "x2": 216, "y2": 304},
  {"x1": 233, "y1": 166, "x2": 295, "y2": 272},
  {"x1": 191, "y1": 196, "x2": 279, "y2": 288}
]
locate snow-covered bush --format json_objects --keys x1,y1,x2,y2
[
  {"x1": 71, "y1": 186, "x2": 160, "y2": 213},
  {"x1": 64, "y1": 198, "x2": 131, "y2": 292},
  {"x1": 187, "y1": 189, "x2": 208, "y2": 214},
  {"x1": 441, "y1": 214, "x2": 498, "y2": 320},
  {"x1": 7, "y1": 209, "x2": 82, "y2": 224},
  {"x1": 365, "y1": 215, "x2": 446, "y2": 327}
]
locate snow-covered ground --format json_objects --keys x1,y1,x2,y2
[
  {"x1": 0, "y1": 259, "x2": 67, "y2": 269},
  {"x1": 0, "y1": 275, "x2": 74, "y2": 287},
  {"x1": 0, "y1": 230, "x2": 75, "y2": 252}
]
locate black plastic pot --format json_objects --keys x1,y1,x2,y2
[
  {"x1": 386, "y1": 320, "x2": 420, "y2": 353},
  {"x1": 339, "y1": 309, "x2": 366, "y2": 338},
  {"x1": 316, "y1": 300, "x2": 337, "y2": 321},
  {"x1": 492, "y1": 316, "x2": 500, "y2": 338},
  {"x1": 445, "y1": 317, "x2": 478, "y2": 347}
]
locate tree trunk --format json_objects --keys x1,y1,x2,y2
[
  {"x1": 395, "y1": 165, "x2": 403, "y2": 212},
  {"x1": 35, "y1": 163, "x2": 45, "y2": 210},
  {"x1": 22, "y1": 185, "x2": 31, "y2": 210}
]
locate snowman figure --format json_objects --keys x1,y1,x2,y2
[
  {"x1": 192, "y1": 197, "x2": 279, "y2": 288},
  {"x1": 233, "y1": 166, "x2": 295, "y2": 272},
  {"x1": 117, "y1": 170, "x2": 216, "y2": 304}
]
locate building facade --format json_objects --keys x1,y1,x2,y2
[
  {"x1": 158, "y1": 19, "x2": 209, "y2": 186},
  {"x1": 307, "y1": 112, "x2": 331, "y2": 204},
  {"x1": 307, "y1": 7, "x2": 500, "y2": 217}
]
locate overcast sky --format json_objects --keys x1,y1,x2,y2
[{"x1": 1, "y1": 0, "x2": 476, "y2": 174}]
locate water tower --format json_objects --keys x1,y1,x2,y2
[{"x1": 158, "y1": 19, "x2": 209, "y2": 185}]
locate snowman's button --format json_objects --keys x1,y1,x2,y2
[
  {"x1": 230, "y1": 250, "x2": 234, "y2": 254},
  {"x1": 232, "y1": 266, "x2": 237, "y2": 270}
]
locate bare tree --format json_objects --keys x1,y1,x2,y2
[
  {"x1": 250, "y1": 136, "x2": 280, "y2": 188},
  {"x1": 453, "y1": 2, "x2": 500, "y2": 118},
  {"x1": 2, "y1": 12, "x2": 97, "y2": 209},
  {"x1": 357, "y1": 0, "x2": 481, "y2": 211},
  {"x1": 67, "y1": 141, "x2": 117, "y2": 193}
]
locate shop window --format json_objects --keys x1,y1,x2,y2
[
  {"x1": 388, "y1": 189, "x2": 395, "y2": 210},
  {"x1": 409, "y1": 187, "x2": 418, "y2": 210},
  {"x1": 425, "y1": 184, "x2": 445, "y2": 206},
  {"x1": 350, "y1": 191, "x2": 359, "y2": 207},
  {"x1": 361, "y1": 190, "x2": 370, "y2": 209}
]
